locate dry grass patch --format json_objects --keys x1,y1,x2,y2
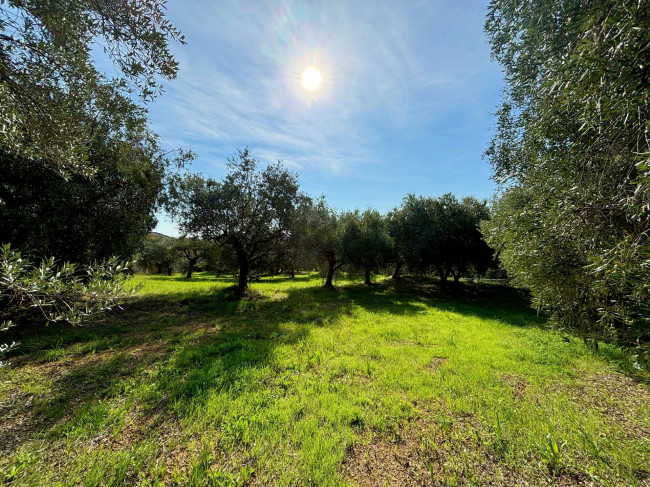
[{"x1": 343, "y1": 433, "x2": 432, "y2": 486}]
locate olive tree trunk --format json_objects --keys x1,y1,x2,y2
[
  {"x1": 324, "y1": 258, "x2": 336, "y2": 289},
  {"x1": 236, "y1": 253, "x2": 249, "y2": 293},
  {"x1": 364, "y1": 268, "x2": 372, "y2": 285},
  {"x1": 392, "y1": 262, "x2": 402, "y2": 279}
]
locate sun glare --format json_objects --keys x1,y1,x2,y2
[{"x1": 301, "y1": 66, "x2": 322, "y2": 91}]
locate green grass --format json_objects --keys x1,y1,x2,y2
[{"x1": 1, "y1": 272, "x2": 648, "y2": 486}]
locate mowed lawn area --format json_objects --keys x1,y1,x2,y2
[{"x1": 1, "y1": 273, "x2": 648, "y2": 486}]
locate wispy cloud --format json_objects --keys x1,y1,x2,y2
[{"x1": 147, "y1": 0, "x2": 499, "y2": 179}]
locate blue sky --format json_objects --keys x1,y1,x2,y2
[{"x1": 147, "y1": 0, "x2": 503, "y2": 236}]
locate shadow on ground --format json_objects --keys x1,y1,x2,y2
[{"x1": 0, "y1": 277, "x2": 542, "y2": 454}]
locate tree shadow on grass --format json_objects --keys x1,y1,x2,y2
[
  {"x1": 140, "y1": 274, "x2": 235, "y2": 283},
  {"x1": 0, "y1": 282, "x2": 419, "y2": 452},
  {"x1": 141, "y1": 272, "x2": 314, "y2": 285},
  {"x1": 0, "y1": 277, "x2": 543, "y2": 455},
  {"x1": 382, "y1": 277, "x2": 546, "y2": 328}
]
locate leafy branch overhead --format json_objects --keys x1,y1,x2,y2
[{"x1": 0, "y1": 0, "x2": 186, "y2": 174}]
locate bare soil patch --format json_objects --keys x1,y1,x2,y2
[
  {"x1": 427, "y1": 357, "x2": 448, "y2": 371},
  {"x1": 502, "y1": 373, "x2": 529, "y2": 400},
  {"x1": 343, "y1": 433, "x2": 432, "y2": 486}
]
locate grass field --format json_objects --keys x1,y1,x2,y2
[{"x1": 1, "y1": 273, "x2": 648, "y2": 486}]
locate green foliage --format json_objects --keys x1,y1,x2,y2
[
  {"x1": 167, "y1": 149, "x2": 303, "y2": 293},
  {"x1": 0, "y1": 0, "x2": 185, "y2": 174},
  {"x1": 0, "y1": 243, "x2": 133, "y2": 365},
  {"x1": 484, "y1": 0, "x2": 650, "y2": 359},
  {"x1": 173, "y1": 237, "x2": 216, "y2": 279},
  {"x1": 0, "y1": 119, "x2": 181, "y2": 263},
  {"x1": 306, "y1": 200, "x2": 346, "y2": 288},
  {"x1": 538, "y1": 434, "x2": 566, "y2": 476},
  {"x1": 391, "y1": 193, "x2": 494, "y2": 287},
  {"x1": 277, "y1": 197, "x2": 319, "y2": 277},
  {"x1": 140, "y1": 234, "x2": 180, "y2": 276},
  {"x1": 341, "y1": 209, "x2": 393, "y2": 285},
  {"x1": 386, "y1": 205, "x2": 410, "y2": 278}
]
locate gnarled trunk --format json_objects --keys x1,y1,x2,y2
[
  {"x1": 324, "y1": 257, "x2": 336, "y2": 289},
  {"x1": 186, "y1": 257, "x2": 199, "y2": 279},
  {"x1": 364, "y1": 268, "x2": 372, "y2": 285},
  {"x1": 236, "y1": 253, "x2": 249, "y2": 293},
  {"x1": 392, "y1": 262, "x2": 402, "y2": 279}
]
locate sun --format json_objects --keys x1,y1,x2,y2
[{"x1": 301, "y1": 66, "x2": 322, "y2": 91}]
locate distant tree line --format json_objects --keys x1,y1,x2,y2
[{"x1": 162, "y1": 149, "x2": 497, "y2": 294}]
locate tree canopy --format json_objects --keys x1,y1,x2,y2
[
  {"x1": 307, "y1": 201, "x2": 346, "y2": 289},
  {"x1": 391, "y1": 194, "x2": 493, "y2": 289},
  {"x1": 484, "y1": 0, "x2": 650, "y2": 356},
  {"x1": 0, "y1": 119, "x2": 180, "y2": 263},
  {"x1": 0, "y1": 0, "x2": 185, "y2": 174},
  {"x1": 168, "y1": 149, "x2": 302, "y2": 293},
  {"x1": 341, "y1": 209, "x2": 393, "y2": 285}
]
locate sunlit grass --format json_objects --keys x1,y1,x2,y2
[{"x1": 1, "y1": 273, "x2": 648, "y2": 486}]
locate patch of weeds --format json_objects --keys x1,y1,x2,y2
[
  {"x1": 537, "y1": 433, "x2": 566, "y2": 476},
  {"x1": 206, "y1": 466, "x2": 255, "y2": 487},
  {"x1": 169, "y1": 437, "x2": 254, "y2": 486},
  {"x1": 221, "y1": 413, "x2": 253, "y2": 446},
  {"x1": 489, "y1": 410, "x2": 509, "y2": 459},
  {"x1": 276, "y1": 373, "x2": 293, "y2": 394},
  {"x1": 306, "y1": 351, "x2": 321, "y2": 370},
  {"x1": 421, "y1": 435, "x2": 440, "y2": 478},
  {"x1": 364, "y1": 359, "x2": 372, "y2": 378},
  {"x1": 2, "y1": 450, "x2": 36, "y2": 482},
  {"x1": 436, "y1": 415, "x2": 454, "y2": 434},
  {"x1": 41, "y1": 347, "x2": 67, "y2": 362},
  {"x1": 40, "y1": 338, "x2": 67, "y2": 362},
  {"x1": 59, "y1": 400, "x2": 112, "y2": 439},
  {"x1": 575, "y1": 423, "x2": 607, "y2": 466}
]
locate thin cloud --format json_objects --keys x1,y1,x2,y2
[
  {"x1": 148, "y1": 0, "x2": 497, "y2": 174},
  {"x1": 141, "y1": 0, "x2": 502, "y2": 236}
]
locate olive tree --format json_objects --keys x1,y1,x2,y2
[
  {"x1": 0, "y1": 244, "x2": 133, "y2": 365},
  {"x1": 341, "y1": 210, "x2": 393, "y2": 285},
  {"x1": 484, "y1": 0, "x2": 650, "y2": 355},
  {"x1": 0, "y1": 0, "x2": 185, "y2": 174},
  {"x1": 392, "y1": 194, "x2": 493, "y2": 289},
  {"x1": 279, "y1": 197, "x2": 318, "y2": 278},
  {"x1": 305, "y1": 201, "x2": 346, "y2": 289},
  {"x1": 387, "y1": 206, "x2": 408, "y2": 279},
  {"x1": 449, "y1": 197, "x2": 493, "y2": 283},
  {"x1": 173, "y1": 237, "x2": 214, "y2": 279},
  {"x1": 0, "y1": 118, "x2": 190, "y2": 263},
  {"x1": 168, "y1": 149, "x2": 302, "y2": 294},
  {"x1": 140, "y1": 234, "x2": 178, "y2": 275}
]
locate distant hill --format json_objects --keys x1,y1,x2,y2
[{"x1": 147, "y1": 232, "x2": 175, "y2": 240}]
